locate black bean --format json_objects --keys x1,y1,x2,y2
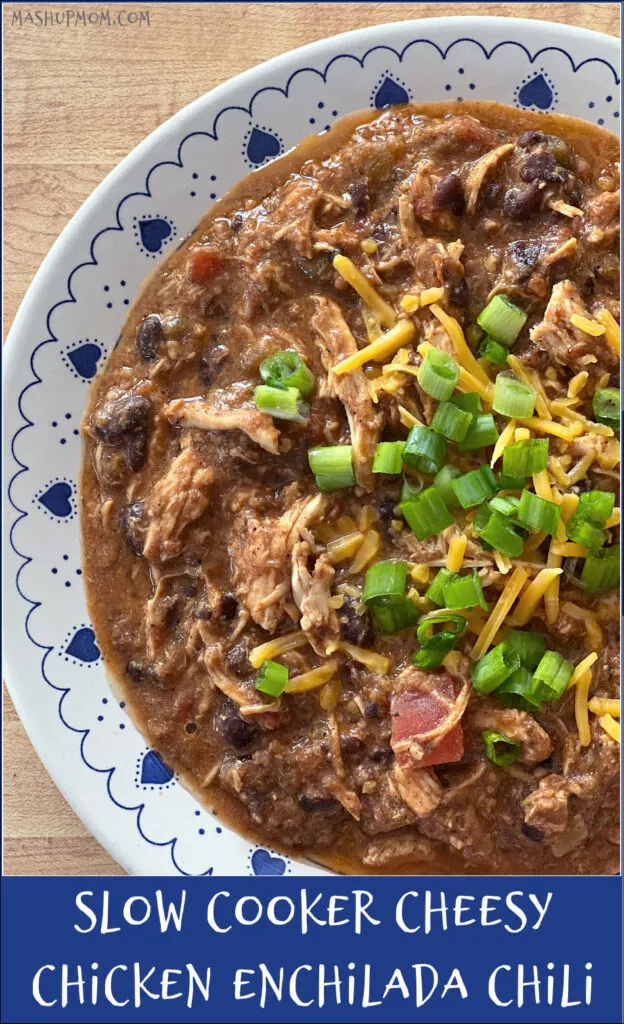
[
  {"x1": 520, "y1": 151, "x2": 559, "y2": 183},
  {"x1": 198, "y1": 343, "x2": 228, "y2": 387},
  {"x1": 482, "y1": 181, "x2": 502, "y2": 207},
  {"x1": 340, "y1": 735, "x2": 364, "y2": 757},
  {"x1": 349, "y1": 179, "x2": 370, "y2": 218},
  {"x1": 230, "y1": 212, "x2": 244, "y2": 233},
  {"x1": 507, "y1": 239, "x2": 542, "y2": 270},
  {"x1": 119, "y1": 500, "x2": 146, "y2": 555},
  {"x1": 125, "y1": 660, "x2": 158, "y2": 685},
  {"x1": 449, "y1": 277, "x2": 469, "y2": 307},
  {"x1": 432, "y1": 173, "x2": 465, "y2": 216},
  {"x1": 216, "y1": 700, "x2": 257, "y2": 749},
  {"x1": 377, "y1": 498, "x2": 397, "y2": 522},
  {"x1": 370, "y1": 746, "x2": 394, "y2": 762},
  {"x1": 517, "y1": 130, "x2": 545, "y2": 149},
  {"x1": 193, "y1": 605, "x2": 213, "y2": 621},
  {"x1": 298, "y1": 794, "x2": 337, "y2": 813},
  {"x1": 521, "y1": 823, "x2": 545, "y2": 843},
  {"x1": 220, "y1": 594, "x2": 238, "y2": 620},
  {"x1": 224, "y1": 644, "x2": 250, "y2": 678},
  {"x1": 92, "y1": 393, "x2": 152, "y2": 443},
  {"x1": 364, "y1": 701, "x2": 381, "y2": 719},
  {"x1": 136, "y1": 315, "x2": 163, "y2": 361},
  {"x1": 185, "y1": 722, "x2": 197, "y2": 734},
  {"x1": 503, "y1": 181, "x2": 542, "y2": 220},
  {"x1": 125, "y1": 431, "x2": 148, "y2": 472},
  {"x1": 340, "y1": 598, "x2": 375, "y2": 648},
  {"x1": 540, "y1": 757, "x2": 554, "y2": 771}
]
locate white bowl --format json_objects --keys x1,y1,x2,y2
[{"x1": 3, "y1": 17, "x2": 620, "y2": 876}]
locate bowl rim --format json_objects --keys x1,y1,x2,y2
[{"x1": 3, "y1": 15, "x2": 620, "y2": 875}]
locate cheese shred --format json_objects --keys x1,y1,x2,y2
[
  {"x1": 429, "y1": 303, "x2": 492, "y2": 387},
  {"x1": 332, "y1": 253, "x2": 396, "y2": 326},
  {"x1": 333, "y1": 318, "x2": 415, "y2": 375},
  {"x1": 249, "y1": 631, "x2": 308, "y2": 669},
  {"x1": 471, "y1": 567, "x2": 528, "y2": 659},
  {"x1": 507, "y1": 568, "x2": 563, "y2": 627},
  {"x1": 446, "y1": 535, "x2": 467, "y2": 573}
]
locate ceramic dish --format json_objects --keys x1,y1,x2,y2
[{"x1": 4, "y1": 17, "x2": 620, "y2": 876}]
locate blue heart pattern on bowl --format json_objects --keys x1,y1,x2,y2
[
  {"x1": 516, "y1": 72, "x2": 556, "y2": 111},
  {"x1": 140, "y1": 750, "x2": 175, "y2": 786},
  {"x1": 66, "y1": 627, "x2": 100, "y2": 663},
  {"x1": 246, "y1": 126, "x2": 282, "y2": 166},
  {"x1": 374, "y1": 75, "x2": 410, "y2": 108},
  {"x1": 65, "y1": 342, "x2": 102, "y2": 380},
  {"x1": 134, "y1": 216, "x2": 176, "y2": 257},
  {"x1": 37, "y1": 480, "x2": 74, "y2": 519},
  {"x1": 251, "y1": 848, "x2": 287, "y2": 876}
]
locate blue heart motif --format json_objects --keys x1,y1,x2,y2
[
  {"x1": 246, "y1": 127, "x2": 281, "y2": 165},
  {"x1": 251, "y1": 848, "x2": 286, "y2": 876},
  {"x1": 67, "y1": 343, "x2": 102, "y2": 380},
  {"x1": 138, "y1": 218, "x2": 172, "y2": 253},
  {"x1": 375, "y1": 77, "x2": 410, "y2": 108},
  {"x1": 66, "y1": 627, "x2": 100, "y2": 663},
  {"x1": 38, "y1": 481, "x2": 73, "y2": 517},
  {"x1": 517, "y1": 74, "x2": 554, "y2": 111},
  {"x1": 140, "y1": 750, "x2": 174, "y2": 785}
]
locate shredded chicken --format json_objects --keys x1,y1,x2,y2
[
  {"x1": 291, "y1": 542, "x2": 340, "y2": 655},
  {"x1": 522, "y1": 774, "x2": 571, "y2": 835},
  {"x1": 391, "y1": 764, "x2": 443, "y2": 817},
  {"x1": 228, "y1": 494, "x2": 326, "y2": 631},
  {"x1": 464, "y1": 144, "x2": 514, "y2": 214},
  {"x1": 467, "y1": 700, "x2": 553, "y2": 765},
  {"x1": 311, "y1": 297, "x2": 383, "y2": 489},
  {"x1": 362, "y1": 834, "x2": 434, "y2": 867},
  {"x1": 529, "y1": 280, "x2": 619, "y2": 376},
  {"x1": 142, "y1": 448, "x2": 213, "y2": 561},
  {"x1": 165, "y1": 385, "x2": 280, "y2": 454}
]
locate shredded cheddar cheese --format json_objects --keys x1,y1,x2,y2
[
  {"x1": 471, "y1": 567, "x2": 528, "y2": 659},
  {"x1": 549, "y1": 456, "x2": 571, "y2": 489},
  {"x1": 249, "y1": 631, "x2": 308, "y2": 669},
  {"x1": 588, "y1": 697, "x2": 620, "y2": 718},
  {"x1": 570, "y1": 313, "x2": 606, "y2": 337},
  {"x1": 333, "y1": 318, "x2": 415, "y2": 375},
  {"x1": 446, "y1": 535, "x2": 467, "y2": 573},
  {"x1": 429, "y1": 303, "x2": 491, "y2": 387},
  {"x1": 361, "y1": 238, "x2": 378, "y2": 255},
  {"x1": 568, "y1": 371, "x2": 589, "y2": 398},
  {"x1": 518, "y1": 416, "x2": 583, "y2": 442},
  {"x1": 348, "y1": 529, "x2": 381, "y2": 574},
  {"x1": 400, "y1": 294, "x2": 421, "y2": 313},
  {"x1": 327, "y1": 595, "x2": 344, "y2": 610},
  {"x1": 532, "y1": 469, "x2": 553, "y2": 502},
  {"x1": 326, "y1": 531, "x2": 365, "y2": 563},
  {"x1": 552, "y1": 541, "x2": 589, "y2": 558},
  {"x1": 566, "y1": 652, "x2": 599, "y2": 690},
  {"x1": 507, "y1": 568, "x2": 563, "y2": 627},
  {"x1": 514, "y1": 427, "x2": 531, "y2": 442},
  {"x1": 606, "y1": 507, "x2": 620, "y2": 528},
  {"x1": 319, "y1": 678, "x2": 341, "y2": 711},
  {"x1": 550, "y1": 401, "x2": 614, "y2": 438},
  {"x1": 285, "y1": 661, "x2": 339, "y2": 694},
  {"x1": 567, "y1": 452, "x2": 596, "y2": 485},
  {"x1": 398, "y1": 405, "x2": 425, "y2": 429},
  {"x1": 491, "y1": 418, "x2": 516, "y2": 468},
  {"x1": 575, "y1": 670, "x2": 592, "y2": 747},
  {"x1": 599, "y1": 714, "x2": 620, "y2": 743},
  {"x1": 332, "y1": 253, "x2": 396, "y2": 326},
  {"x1": 595, "y1": 307, "x2": 620, "y2": 355},
  {"x1": 507, "y1": 355, "x2": 551, "y2": 419},
  {"x1": 331, "y1": 640, "x2": 390, "y2": 674},
  {"x1": 419, "y1": 287, "x2": 445, "y2": 307},
  {"x1": 417, "y1": 340, "x2": 493, "y2": 402},
  {"x1": 493, "y1": 551, "x2": 512, "y2": 575}
]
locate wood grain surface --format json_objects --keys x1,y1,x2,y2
[{"x1": 3, "y1": 2, "x2": 620, "y2": 876}]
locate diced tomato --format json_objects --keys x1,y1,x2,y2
[
  {"x1": 189, "y1": 246, "x2": 222, "y2": 283},
  {"x1": 391, "y1": 673, "x2": 464, "y2": 768}
]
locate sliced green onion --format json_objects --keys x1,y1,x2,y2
[
  {"x1": 417, "y1": 348, "x2": 460, "y2": 401},
  {"x1": 489, "y1": 495, "x2": 521, "y2": 517},
  {"x1": 254, "y1": 384, "x2": 310, "y2": 423},
  {"x1": 452, "y1": 465, "x2": 499, "y2": 509},
  {"x1": 400, "y1": 486, "x2": 454, "y2": 541},
  {"x1": 255, "y1": 659, "x2": 288, "y2": 697},
  {"x1": 425, "y1": 567, "x2": 456, "y2": 607},
  {"x1": 566, "y1": 518, "x2": 607, "y2": 549},
  {"x1": 479, "y1": 336, "x2": 509, "y2": 365},
  {"x1": 576, "y1": 489, "x2": 615, "y2": 522},
  {"x1": 412, "y1": 614, "x2": 466, "y2": 669},
  {"x1": 431, "y1": 402, "x2": 473, "y2": 442},
  {"x1": 403, "y1": 426, "x2": 446, "y2": 475},
  {"x1": 451, "y1": 392, "x2": 482, "y2": 415},
  {"x1": 492, "y1": 374, "x2": 536, "y2": 418},
  {"x1": 472, "y1": 642, "x2": 521, "y2": 695},
  {"x1": 532, "y1": 650, "x2": 573, "y2": 703},
  {"x1": 580, "y1": 545, "x2": 619, "y2": 595},
  {"x1": 482, "y1": 730, "x2": 522, "y2": 766},
  {"x1": 517, "y1": 490, "x2": 561, "y2": 536},
  {"x1": 417, "y1": 613, "x2": 467, "y2": 644},
  {"x1": 369, "y1": 596, "x2": 419, "y2": 635},
  {"x1": 459, "y1": 413, "x2": 500, "y2": 452},
  {"x1": 567, "y1": 490, "x2": 614, "y2": 549},
  {"x1": 503, "y1": 629, "x2": 546, "y2": 670},
  {"x1": 401, "y1": 474, "x2": 424, "y2": 503},
  {"x1": 502, "y1": 438, "x2": 549, "y2": 478},
  {"x1": 496, "y1": 667, "x2": 541, "y2": 711},
  {"x1": 372, "y1": 441, "x2": 406, "y2": 475},
  {"x1": 443, "y1": 569, "x2": 488, "y2": 611},
  {"x1": 476, "y1": 295, "x2": 527, "y2": 346},
  {"x1": 362, "y1": 560, "x2": 408, "y2": 603},
  {"x1": 259, "y1": 350, "x2": 315, "y2": 397},
  {"x1": 593, "y1": 387, "x2": 620, "y2": 430},
  {"x1": 308, "y1": 445, "x2": 355, "y2": 492},
  {"x1": 433, "y1": 464, "x2": 461, "y2": 510},
  {"x1": 499, "y1": 472, "x2": 526, "y2": 491},
  {"x1": 473, "y1": 506, "x2": 524, "y2": 557}
]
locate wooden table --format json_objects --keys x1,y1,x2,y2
[{"x1": 4, "y1": 2, "x2": 620, "y2": 875}]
